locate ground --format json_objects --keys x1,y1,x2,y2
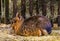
[{"x1": 0, "y1": 24, "x2": 60, "y2": 41}]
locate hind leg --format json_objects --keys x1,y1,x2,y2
[{"x1": 41, "y1": 29, "x2": 48, "y2": 36}]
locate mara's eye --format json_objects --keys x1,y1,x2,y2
[
  {"x1": 12, "y1": 20, "x2": 16, "y2": 23},
  {"x1": 14, "y1": 20, "x2": 16, "y2": 23}
]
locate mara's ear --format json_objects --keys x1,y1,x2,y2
[
  {"x1": 16, "y1": 12, "x2": 19, "y2": 17},
  {"x1": 16, "y1": 12, "x2": 24, "y2": 21},
  {"x1": 16, "y1": 12, "x2": 20, "y2": 18},
  {"x1": 19, "y1": 16, "x2": 24, "y2": 21}
]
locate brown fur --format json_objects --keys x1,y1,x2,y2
[
  {"x1": 11, "y1": 13, "x2": 48, "y2": 36},
  {"x1": 11, "y1": 17, "x2": 42, "y2": 36}
]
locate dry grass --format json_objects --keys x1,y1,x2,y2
[{"x1": 0, "y1": 24, "x2": 60, "y2": 41}]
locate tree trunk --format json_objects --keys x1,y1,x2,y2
[
  {"x1": 50, "y1": 0, "x2": 54, "y2": 16},
  {"x1": 5, "y1": 0, "x2": 9, "y2": 24},
  {"x1": 13, "y1": 0, "x2": 17, "y2": 18},
  {"x1": 35, "y1": 0, "x2": 39, "y2": 15},
  {"x1": 50, "y1": 0, "x2": 55, "y2": 27},
  {"x1": 0, "y1": 0, "x2": 1, "y2": 23},
  {"x1": 29, "y1": 0, "x2": 34, "y2": 16},
  {"x1": 21, "y1": 0, "x2": 26, "y2": 19},
  {"x1": 41, "y1": 0, "x2": 47, "y2": 16},
  {"x1": 58, "y1": 0, "x2": 60, "y2": 26},
  {"x1": 50, "y1": 0, "x2": 54, "y2": 20}
]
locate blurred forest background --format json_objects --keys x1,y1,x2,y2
[{"x1": 0, "y1": 0, "x2": 60, "y2": 29}]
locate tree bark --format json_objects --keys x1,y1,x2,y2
[
  {"x1": 50, "y1": 0, "x2": 54, "y2": 16},
  {"x1": 35, "y1": 0, "x2": 39, "y2": 15},
  {"x1": 58, "y1": 0, "x2": 60, "y2": 26},
  {"x1": 41, "y1": 0, "x2": 47, "y2": 16},
  {"x1": 0, "y1": 0, "x2": 1, "y2": 23},
  {"x1": 21, "y1": 0, "x2": 26, "y2": 19},
  {"x1": 50, "y1": 0, "x2": 55, "y2": 27},
  {"x1": 29, "y1": 0, "x2": 34, "y2": 16},
  {"x1": 13, "y1": 0, "x2": 17, "y2": 18},
  {"x1": 5, "y1": 0, "x2": 9, "y2": 24}
]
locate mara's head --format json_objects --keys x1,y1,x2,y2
[{"x1": 11, "y1": 13, "x2": 24, "y2": 34}]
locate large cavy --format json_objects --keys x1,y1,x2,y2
[{"x1": 11, "y1": 14, "x2": 52, "y2": 36}]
